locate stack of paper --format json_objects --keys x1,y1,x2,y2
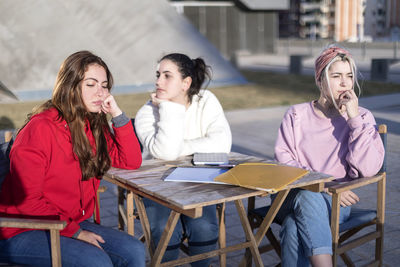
[{"x1": 193, "y1": 152, "x2": 229, "y2": 165}]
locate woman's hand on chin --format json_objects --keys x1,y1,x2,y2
[
  {"x1": 339, "y1": 90, "x2": 359, "y2": 119},
  {"x1": 101, "y1": 94, "x2": 122, "y2": 118},
  {"x1": 151, "y1": 92, "x2": 168, "y2": 107},
  {"x1": 151, "y1": 92, "x2": 188, "y2": 108}
]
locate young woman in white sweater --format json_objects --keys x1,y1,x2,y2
[{"x1": 135, "y1": 53, "x2": 231, "y2": 266}]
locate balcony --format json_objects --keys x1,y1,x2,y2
[
  {"x1": 300, "y1": 13, "x2": 330, "y2": 26},
  {"x1": 300, "y1": 2, "x2": 330, "y2": 13},
  {"x1": 299, "y1": 14, "x2": 320, "y2": 25}
]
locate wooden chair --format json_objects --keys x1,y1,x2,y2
[
  {"x1": 0, "y1": 124, "x2": 113, "y2": 266},
  {"x1": 247, "y1": 124, "x2": 387, "y2": 267},
  {"x1": 115, "y1": 119, "x2": 142, "y2": 235},
  {"x1": 93, "y1": 185, "x2": 108, "y2": 224},
  {"x1": 329, "y1": 124, "x2": 387, "y2": 266},
  {"x1": 0, "y1": 130, "x2": 66, "y2": 267}
]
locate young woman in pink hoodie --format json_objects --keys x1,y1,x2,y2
[{"x1": 273, "y1": 45, "x2": 384, "y2": 267}]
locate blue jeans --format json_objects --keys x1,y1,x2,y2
[
  {"x1": 0, "y1": 220, "x2": 145, "y2": 267},
  {"x1": 143, "y1": 198, "x2": 219, "y2": 267},
  {"x1": 272, "y1": 189, "x2": 351, "y2": 267}
]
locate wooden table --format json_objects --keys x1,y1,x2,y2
[{"x1": 104, "y1": 152, "x2": 334, "y2": 267}]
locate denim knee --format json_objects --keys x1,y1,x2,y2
[
  {"x1": 66, "y1": 249, "x2": 114, "y2": 267},
  {"x1": 143, "y1": 198, "x2": 183, "y2": 248},
  {"x1": 293, "y1": 190, "x2": 328, "y2": 212},
  {"x1": 183, "y1": 205, "x2": 219, "y2": 245},
  {"x1": 274, "y1": 189, "x2": 333, "y2": 259},
  {"x1": 109, "y1": 235, "x2": 145, "y2": 267},
  {"x1": 78, "y1": 220, "x2": 145, "y2": 267},
  {"x1": 0, "y1": 230, "x2": 114, "y2": 267},
  {"x1": 291, "y1": 190, "x2": 332, "y2": 257}
]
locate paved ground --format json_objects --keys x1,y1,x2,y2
[{"x1": 98, "y1": 92, "x2": 400, "y2": 266}]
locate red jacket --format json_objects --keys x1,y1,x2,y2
[{"x1": 0, "y1": 108, "x2": 142, "y2": 239}]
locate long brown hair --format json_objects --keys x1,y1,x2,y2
[{"x1": 22, "y1": 51, "x2": 116, "y2": 180}]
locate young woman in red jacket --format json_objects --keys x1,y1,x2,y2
[{"x1": 0, "y1": 51, "x2": 145, "y2": 267}]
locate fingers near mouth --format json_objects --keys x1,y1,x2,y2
[{"x1": 339, "y1": 91, "x2": 350, "y2": 100}]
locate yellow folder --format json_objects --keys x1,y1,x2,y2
[{"x1": 214, "y1": 162, "x2": 309, "y2": 193}]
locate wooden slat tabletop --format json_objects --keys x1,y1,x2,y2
[{"x1": 105, "y1": 152, "x2": 334, "y2": 210}]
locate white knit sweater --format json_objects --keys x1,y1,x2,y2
[{"x1": 135, "y1": 90, "x2": 232, "y2": 160}]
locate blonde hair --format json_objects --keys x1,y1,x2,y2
[{"x1": 317, "y1": 49, "x2": 361, "y2": 110}]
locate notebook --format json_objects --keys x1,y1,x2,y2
[
  {"x1": 164, "y1": 167, "x2": 230, "y2": 184},
  {"x1": 193, "y1": 153, "x2": 229, "y2": 166}
]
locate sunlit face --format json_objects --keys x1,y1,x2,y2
[
  {"x1": 81, "y1": 64, "x2": 109, "y2": 113},
  {"x1": 322, "y1": 60, "x2": 353, "y2": 106},
  {"x1": 155, "y1": 59, "x2": 190, "y2": 104}
]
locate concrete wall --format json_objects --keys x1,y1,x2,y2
[
  {"x1": 276, "y1": 38, "x2": 400, "y2": 59},
  {"x1": 0, "y1": 0, "x2": 246, "y2": 101},
  {"x1": 181, "y1": 6, "x2": 278, "y2": 59}
]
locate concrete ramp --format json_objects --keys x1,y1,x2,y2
[{"x1": 0, "y1": 0, "x2": 246, "y2": 101}]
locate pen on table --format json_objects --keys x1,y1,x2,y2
[
  {"x1": 164, "y1": 164, "x2": 236, "y2": 168},
  {"x1": 199, "y1": 164, "x2": 236, "y2": 168},
  {"x1": 213, "y1": 164, "x2": 236, "y2": 168}
]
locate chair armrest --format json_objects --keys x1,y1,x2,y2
[
  {"x1": 328, "y1": 172, "x2": 386, "y2": 194},
  {"x1": 0, "y1": 217, "x2": 66, "y2": 230}
]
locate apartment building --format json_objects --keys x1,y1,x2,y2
[
  {"x1": 387, "y1": 0, "x2": 400, "y2": 40},
  {"x1": 280, "y1": 0, "x2": 393, "y2": 42},
  {"x1": 363, "y1": 0, "x2": 386, "y2": 40},
  {"x1": 298, "y1": 0, "x2": 334, "y2": 39}
]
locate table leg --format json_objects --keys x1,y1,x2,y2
[
  {"x1": 254, "y1": 189, "x2": 290, "y2": 245},
  {"x1": 133, "y1": 194, "x2": 181, "y2": 266},
  {"x1": 218, "y1": 203, "x2": 226, "y2": 267},
  {"x1": 126, "y1": 190, "x2": 135, "y2": 236},
  {"x1": 330, "y1": 192, "x2": 340, "y2": 267},
  {"x1": 133, "y1": 195, "x2": 154, "y2": 257},
  {"x1": 117, "y1": 187, "x2": 127, "y2": 231},
  {"x1": 240, "y1": 189, "x2": 290, "y2": 266},
  {"x1": 235, "y1": 199, "x2": 264, "y2": 267},
  {"x1": 152, "y1": 210, "x2": 180, "y2": 267}
]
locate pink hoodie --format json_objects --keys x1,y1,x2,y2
[{"x1": 274, "y1": 102, "x2": 384, "y2": 179}]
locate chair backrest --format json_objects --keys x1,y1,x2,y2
[
  {"x1": 0, "y1": 130, "x2": 14, "y2": 188},
  {"x1": 378, "y1": 124, "x2": 387, "y2": 173}
]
